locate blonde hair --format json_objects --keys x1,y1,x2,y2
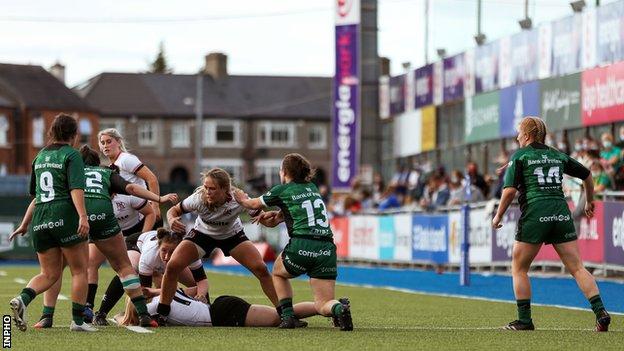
[
  {"x1": 518, "y1": 117, "x2": 547, "y2": 144},
  {"x1": 193, "y1": 168, "x2": 232, "y2": 210},
  {"x1": 98, "y1": 128, "x2": 128, "y2": 152},
  {"x1": 118, "y1": 297, "x2": 139, "y2": 326}
]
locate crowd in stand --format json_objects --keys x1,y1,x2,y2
[{"x1": 327, "y1": 127, "x2": 624, "y2": 215}]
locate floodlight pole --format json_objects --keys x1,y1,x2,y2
[{"x1": 195, "y1": 73, "x2": 204, "y2": 183}]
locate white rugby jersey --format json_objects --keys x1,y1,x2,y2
[
  {"x1": 181, "y1": 191, "x2": 260, "y2": 240},
  {"x1": 111, "y1": 152, "x2": 147, "y2": 188},
  {"x1": 147, "y1": 290, "x2": 212, "y2": 326},
  {"x1": 138, "y1": 231, "x2": 203, "y2": 276},
  {"x1": 112, "y1": 194, "x2": 147, "y2": 231}
]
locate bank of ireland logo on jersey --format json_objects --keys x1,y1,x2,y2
[{"x1": 45, "y1": 156, "x2": 50, "y2": 162}]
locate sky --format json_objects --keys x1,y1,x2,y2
[{"x1": 0, "y1": 0, "x2": 616, "y2": 87}]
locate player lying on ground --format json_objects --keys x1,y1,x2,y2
[
  {"x1": 9, "y1": 114, "x2": 92, "y2": 332},
  {"x1": 492, "y1": 116, "x2": 611, "y2": 332},
  {"x1": 12, "y1": 145, "x2": 179, "y2": 329},
  {"x1": 156, "y1": 169, "x2": 278, "y2": 325},
  {"x1": 117, "y1": 286, "x2": 317, "y2": 327},
  {"x1": 234, "y1": 153, "x2": 353, "y2": 331}
]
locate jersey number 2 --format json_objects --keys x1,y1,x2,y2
[
  {"x1": 85, "y1": 171, "x2": 104, "y2": 190},
  {"x1": 301, "y1": 199, "x2": 329, "y2": 228},
  {"x1": 533, "y1": 166, "x2": 561, "y2": 185}
]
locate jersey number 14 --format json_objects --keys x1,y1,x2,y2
[{"x1": 533, "y1": 166, "x2": 561, "y2": 185}]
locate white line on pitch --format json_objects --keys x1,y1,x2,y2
[
  {"x1": 58, "y1": 294, "x2": 69, "y2": 300},
  {"x1": 0, "y1": 270, "x2": 7, "y2": 276},
  {"x1": 125, "y1": 326, "x2": 154, "y2": 333},
  {"x1": 13, "y1": 278, "x2": 27, "y2": 284},
  {"x1": 359, "y1": 326, "x2": 624, "y2": 332}
]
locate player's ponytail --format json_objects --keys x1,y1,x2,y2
[
  {"x1": 281, "y1": 153, "x2": 315, "y2": 183},
  {"x1": 49, "y1": 113, "x2": 78, "y2": 143},
  {"x1": 80, "y1": 145, "x2": 101, "y2": 166}
]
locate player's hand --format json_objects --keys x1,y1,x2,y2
[
  {"x1": 9, "y1": 225, "x2": 28, "y2": 241},
  {"x1": 159, "y1": 193, "x2": 179, "y2": 204},
  {"x1": 152, "y1": 201, "x2": 162, "y2": 221},
  {"x1": 492, "y1": 214, "x2": 503, "y2": 229},
  {"x1": 142, "y1": 287, "x2": 160, "y2": 298},
  {"x1": 77, "y1": 215, "x2": 90, "y2": 238},
  {"x1": 169, "y1": 216, "x2": 186, "y2": 234},
  {"x1": 584, "y1": 200, "x2": 595, "y2": 218},
  {"x1": 232, "y1": 189, "x2": 249, "y2": 204},
  {"x1": 194, "y1": 294, "x2": 208, "y2": 304}
]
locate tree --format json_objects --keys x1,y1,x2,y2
[{"x1": 149, "y1": 41, "x2": 172, "y2": 74}]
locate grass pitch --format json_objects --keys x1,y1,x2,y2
[{"x1": 1, "y1": 265, "x2": 621, "y2": 351}]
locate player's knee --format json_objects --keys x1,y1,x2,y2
[
  {"x1": 165, "y1": 260, "x2": 185, "y2": 275},
  {"x1": 249, "y1": 261, "x2": 269, "y2": 277}
]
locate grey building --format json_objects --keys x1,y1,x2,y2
[{"x1": 75, "y1": 53, "x2": 331, "y2": 190}]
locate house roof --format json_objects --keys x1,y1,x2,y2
[
  {"x1": 76, "y1": 72, "x2": 331, "y2": 119},
  {"x1": 0, "y1": 64, "x2": 94, "y2": 112}
]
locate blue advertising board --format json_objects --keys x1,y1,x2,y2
[
  {"x1": 412, "y1": 214, "x2": 448, "y2": 264},
  {"x1": 499, "y1": 80, "x2": 540, "y2": 138}
]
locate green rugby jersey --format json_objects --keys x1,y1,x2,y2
[
  {"x1": 30, "y1": 144, "x2": 85, "y2": 205},
  {"x1": 84, "y1": 166, "x2": 131, "y2": 201},
  {"x1": 261, "y1": 182, "x2": 333, "y2": 238},
  {"x1": 503, "y1": 142, "x2": 590, "y2": 209}
]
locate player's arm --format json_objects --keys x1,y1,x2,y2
[
  {"x1": 167, "y1": 203, "x2": 187, "y2": 234},
  {"x1": 67, "y1": 151, "x2": 89, "y2": 237},
  {"x1": 10, "y1": 199, "x2": 36, "y2": 240},
  {"x1": 255, "y1": 210, "x2": 284, "y2": 228},
  {"x1": 493, "y1": 155, "x2": 520, "y2": 229},
  {"x1": 125, "y1": 182, "x2": 179, "y2": 204},
  {"x1": 190, "y1": 264, "x2": 209, "y2": 303},
  {"x1": 233, "y1": 189, "x2": 265, "y2": 210},
  {"x1": 136, "y1": 166, "x2": 161, "y2": 220},
  {"x1": 138, "y1": 201, "x2": 156, "y2": 233},
  {"x1": 582, "y1": 175, "x2": 595, "y2": 218},
  {"x1": 563, "y1": 154, "x2": 594, "y2": 217}
]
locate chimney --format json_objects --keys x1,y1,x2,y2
[
  {"x1": 49, "y1": 61, "x2": 65, "y2": 84},
  {"x1": 203, "y1": 52, "x2": 228, "y2": 79}
]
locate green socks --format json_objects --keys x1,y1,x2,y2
[
  {"x1": 131, "y1": 295, "x2": 149, "y2": 316},
  {"x1": 517, "y1": 299, "x2": 531, "y2": 324},
  {"x1": 42, "y1": 305, "x2": 55, "y2": 317},
  {"x1": 279, "y1": 298, "x2": 294, "y2": 318},
  {"x1": 19, "y1": 288, "x2": 36, "y2": 306},
  {"x1": 589, "y1": 295, "x2": 605, "y2": 318},
  {"x1": 331, "y1": 302, "x2": 344, "y2": 317},
  {"x1": 72, "y1": 302, "x2": 85, "y2": 325}
]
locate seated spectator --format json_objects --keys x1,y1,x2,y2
[
  {"x1": 378, "y1": 183, "x2": 403, "y2": 211},
  {"x1": 465, "y1": 161, "x2": 489, "y2": 198},
  {"x1": 447, "y1": 170, "x2": 484, "y2": 206},
  {"x1": 419, "y1": 173, "x2": 450, "y2": 211},
  {"x1": 591, "y1": 161, "x2": 612, "y2": 193}
]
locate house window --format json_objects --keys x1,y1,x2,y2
[
  {"x1": 255, "y1": 159, "x2": 282, "y2": 187},
  {"x1": 138, "y1": 121, "x2": 157, "y2": 146},
  {"x1": 203, "y1": 120, "x2": 242, "y2": 147},
  {"x1": 257, "y1": 122, "x2": 295, "y2": 147},
  {"x1": 32, "y1": 116, "x2": 45, "y2": 147},
  {"x1": 0, "y1": 115, "x2": 8, "y2": 146},
  {"x1": 171, "y1": 122, "x2": 190, "y2": 148},
  {"x1": 79, "y1": 118, "x2": 92, "y2": 144},
  {"x1": 200, "y1": 159, "x2": 243, "y2": 183},
  {"x1": 99, "y1": 119, "x2": 125, "y2": 136},
  {"x1": 308, "y1": 124, "x2": 327, "y2": 149}
]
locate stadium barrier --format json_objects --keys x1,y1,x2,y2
[{"x1": 331, "y1": 201, "x2": 624, "y2": 277}]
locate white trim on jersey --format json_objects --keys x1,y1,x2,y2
[{"x1": 114, "y1": 152, "x2": 147, "y2": 188}]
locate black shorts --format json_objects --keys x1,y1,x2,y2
[
  {"x1": 183, "y1": 229, "x2": 249, "y2": 258},
  {"x1": 122, "y1": 218, "x2": 145, "y2": 237},
  {"x1": 125, "y1": 231, "x2": 142, "y2": 253},
  {"x1": 210, "y1": 295, "x2": 251, "y2": 327}
]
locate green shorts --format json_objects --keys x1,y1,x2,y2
[
  {"x1": 516, "y1": 200, "x2": 577, "y2": 244},
  {"x1": 86, "y1": 199, "x2": 121, "y2": 242},
  {"x1": 30, "y1": 201, "x2": 84, "y2": 252},
  {"x1": 282, "y1": 237, "x2": 337, "y2": 280}
]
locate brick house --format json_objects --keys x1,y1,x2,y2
[
  {"x1": 76, "y1": 53, "x2": 331, "y2": 189},
  {"x1": 0, "y1": 63, "x2": 99, "y2": 175}
]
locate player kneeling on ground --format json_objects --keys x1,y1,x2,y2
[{"x1": 234, "y1": 153, "x2": 353, "y2": 331}]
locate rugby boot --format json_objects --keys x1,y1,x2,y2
[
  {"x1": 92, "y1": 311, "x2": 109, "y2": 326},
  {"x1": 9, "y1": 296, "x2": 27, "y2": 332},
  {"x1": 278, "y1": 316, "x2": 308, "y2": 329},
  {"x1": 336, "y1": 297, "x2": 353, "y2": 331},
  {"x1": 33, "y1": 315, "x2": 53, "y2": 329},
  {"x1": 595, "y1": 310, "x2": 611, "y2": 332},
  {"x1": 83, "y1": 304, "x2": 94, "y2": 323},
  {"x1": 503, "y1": 320, "x2": 535, "y2": 331},
  {"x1": 70, "y1": 321, "x2": 98, "y2": 332}
]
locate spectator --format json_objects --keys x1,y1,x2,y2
[
  {"x1": 465, "y1": 161, "x2": 489, "y2": 198},
  {"x1": 599, "y1": 132, "x2": 621, "y2": 174},
  {"x1": 447, "y1": 170, "x2": 484, "y2": 206},
  {"x1": 360, "y1": 189, "x2": 374, "y2": 211},
  {"x1": 591, "y1": 161, "x2": 612, "y2": 193},
  {"x1": 372, "y1": 173, "x2": 385, "y2": 206},
  {"x1": 617, "y1": 126, "x2": 624, "y2": 149},
  {"x1": 419, "y1": 173, "x2": 450, "y2": 211},
  {"x1": 378, "y1": 182, "x2": 403, "y2": 211}
]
